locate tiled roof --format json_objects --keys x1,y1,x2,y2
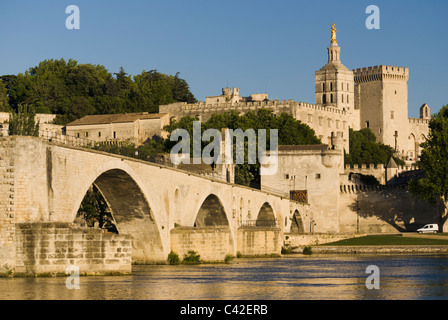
[{"x1": 66, "y1": 113, "x2": 167, "y2": 126}]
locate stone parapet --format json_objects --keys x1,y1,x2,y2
[{"x1": 353, "y1": 65, "x2": 409, "y2": 83}]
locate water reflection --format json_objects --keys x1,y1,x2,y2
[{"x1": 1, "y1": 255, "x2": 448, "y2": 300}]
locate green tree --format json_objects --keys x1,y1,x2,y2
[
  {"x1": 4, "y1": 60, "x2": 197, "y2": 125},
  {"x1": 8, "y1": 104, "x2": 39, "y2": 136},
  {"x1": 77, "y1": 185, "x2": 117, "y2": 232},
  {"x1": 344, "y1": 128, "x2": 404, "y2": 167},
  {"x1": 164, "y1": 109, "x2": 321, "y2": 187},
  {"x1": 0, "y1": 80, "x2": 11, "y2": 112},
  {"x1": 408, "y1": 105, "x2": 448, "y2": 229}
]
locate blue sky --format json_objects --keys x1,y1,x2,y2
[{"x1": 1, "y1": 0, "x2": 447, "y2": 117}]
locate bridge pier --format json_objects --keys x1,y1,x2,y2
[
  {"x1": 15, "y1": 222, "x2": 132, "y2": 275},
  {"x1": 237, "y1": 227, "x2": 282, "y2": 257}
]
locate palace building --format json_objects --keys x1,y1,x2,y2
[{"x1": 160, "y1": 24, "x2": 430, "y2": 162}]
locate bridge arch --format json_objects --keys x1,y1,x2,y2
[
  {"x1": 256, "y1": 202, "x2": 277, "y2": 227},
  {"x1": 290, "y1": 209, "x2": 305, "y2": 233},
  {"x1": 194, "y1": 194, "x2": 229, "y2": 227},
  {"x1": 71, "y1": 160, "x2": 166, "y2": 263}
]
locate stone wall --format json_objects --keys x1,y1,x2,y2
[
  {"x1": 170, "y1": 226, "x2": 233, "y2": 262},
  {"x1": 237, "y1": 227, "x2": 281, "y2": 256},
  {"x1": 338, "y1": 185, "x2": 435, "y2": 233},
  {"x1": 0, "y1": 139, "x2": 16, "y2": 273},
  {"x1": 284, "y1": 233, "x2": 364, "y2": 247},
  {"x1": 261, "y1": 145, "x2": 343, "y2": 234},
  {"x1": 14, "y1": 222, "x2": 132, "y2": 275}
]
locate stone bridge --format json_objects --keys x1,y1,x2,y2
[{"x1": 0, "y1": 136, "x2": 308, "y2": 275}]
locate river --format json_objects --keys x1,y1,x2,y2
[{"x1": 1, "y1": 254, "x2": 448, "y2": 300}]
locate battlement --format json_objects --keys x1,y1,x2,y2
[
  {"x1": 409, "y1": 117, "x2": 430, "y2": 125},
  {"x1": 298, "y1": 102, "x2": 347, "y2": 115},
  {"x1": 345, "y1": 163, "x2": 418, "y2": 172},
  {"x1": 160, "y1": 99, "x2": 348, "y2": 117},
  {"x1": 340, "y1": 183, "x2": 407, "y2": 194},
  {"x1": 353, "y1": 65, "x2": 409, "y2": 83}
]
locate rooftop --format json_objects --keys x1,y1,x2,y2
[{"x1": 66, "y1": 112, "x2": 167, "y2": 126}]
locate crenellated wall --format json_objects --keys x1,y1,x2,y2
[{"x1": 160, "y1": 99, "x2": 352, "y2": 151}]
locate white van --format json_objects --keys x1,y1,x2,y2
[{"x1": 417, "y1": 224, "x2": 439, "y2": 233}]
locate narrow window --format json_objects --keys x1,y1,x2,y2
[
  {"x1": 322, "y1": 94, "x2": 327, "y2": 104},
  {"x1": 113, "y1": 131, "x2": 116, "y2": 139},
  {"x1": 330, "y1": 94, "x2": 333, "y2": 103},
  {"x1": 366, "y1": 121, "x2": 370, "y2": 128},
  {"x1": 85, "y1": 132, "x2": 88, "y2": 138},
  {"x1": 98, "y1": 132, "x2": 101, "y2": 137},
  {"x1": 323, "y1": 83, "x2": 326, "y2": 91},
  {"x1": 330, "y1": 82, "x2": 333, "y2": 91},
  {"x1": 308, "y1": 114, "x2": 313, "y2": 123}
]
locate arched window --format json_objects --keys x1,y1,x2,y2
[
  {"x1": 322, "y1": 94, "x2": 327, "y2": 104},
  {"x1": 330, "y1": 94, "x2": 333, "y2": 103},
  {"x1": 330, "y1": 82, "x2": 333, "y2": 91}
]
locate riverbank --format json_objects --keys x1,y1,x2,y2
[
  {"x1": 299, "y1": 245, "x2": 448, "y2": 254},
  {"x1": 290, "y1": 233, "x2": 448, "y2": 254}
]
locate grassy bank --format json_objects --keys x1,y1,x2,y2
[{"x1": 321, "y1": 235, "x2": 448, "y2": 246}]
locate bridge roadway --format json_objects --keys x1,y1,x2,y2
[{"x1": 1, "y1": 136, "x2": 308, "y2": 267}]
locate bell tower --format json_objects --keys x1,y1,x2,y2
[{"x1": 315, "y1": 24, "x2": 354, "y2": 112}]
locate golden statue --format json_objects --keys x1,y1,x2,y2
[{"x1": 331, "y1": 23, "x2": 338, "y2": 44}]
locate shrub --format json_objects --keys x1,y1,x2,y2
[
  {"x1": 224, "y1": 254, "x2": 234, "y2": 264},
  {"x1": 168, "y1": 251, "x2": 181, "y2": 265},
  {"x1": 182, "y1": 250, "x2": 201, "y2": 264},
  {"x1": 302, "y1": 246, "x2": 313, "y2": 255},
  {"x1": 281, "y1": 246, "x2": 292, "y2": 254}
]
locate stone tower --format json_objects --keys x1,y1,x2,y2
[
  {"x1": 315, "y1": 24, "x2": 355, "y2": 112},
  {"x1": 353, "y1": 65, "x2": 410, "y2": 155}
]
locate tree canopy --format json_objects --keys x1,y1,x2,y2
[
  {"x1": 2, "y1": 59, "x2": 197, "y2": 125},
  {"x1": 0, "y1": 80, "x2": 11, "y2": 112},
  {"x1": 344, "y1": 128, "x2": 404, "y2": 167},
  {"x1": 165, "y1": 109, "x2": 321, "y2": 186},
  {"x1": 409, "y1": 105, "x2": 448, "y2": 228}
]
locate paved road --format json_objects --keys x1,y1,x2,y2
[{"x1": 401, "y1": 233, "x2": 448, "y2": 240}]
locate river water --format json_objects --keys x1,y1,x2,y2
[{"x1": 1, "y1": 254, "x2": 448, "y2": 300}]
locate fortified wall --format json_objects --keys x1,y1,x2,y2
[
  {"x1": 160, "y1": 98, "x2": 351, "y2": 151},
  {"x1": 338, "y1": 183, "x2": 436, "y2": 233},
  {"x1": 343, "y1": 163, "x2": 420, "y2": 185}
]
